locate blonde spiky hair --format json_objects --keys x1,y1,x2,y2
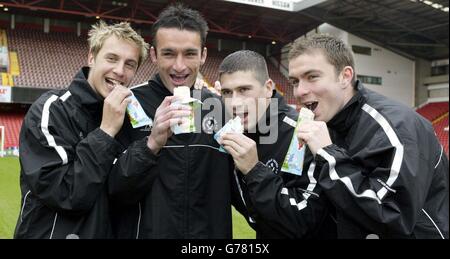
[{"x1": 88, "y1": 20, "x2": 149, "y2": 67}]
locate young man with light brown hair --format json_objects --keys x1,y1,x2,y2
[{"x1": 290, "y1": 34, "x2": 448, "y2": 239}]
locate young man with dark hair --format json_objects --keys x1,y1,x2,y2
[
  {"x1": 15, "y1": 21, "x2": 149, "y2": 239},
  {"x1": 109, "y1": 3, "x2": 235, "y2": 239},
  {"x1": 218, "y1": 50, "x2": 334, "y2": 238},
  {"x1": 289, "y1": 34, "x2": 449, "y2": 238}
]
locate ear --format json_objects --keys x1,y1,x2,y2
[
  {"x1": 264, "y1": 79, "x2": 274, "y2": 98},
  {"x1": 150, "y1": 46, "x2": 157, "y2": 63},
  {"x1": 200, "y1": 47, "x2": 207, "y2": 65},
  {"x1": 88, "y1": 52, "x2": 95, "y2": 67},
  {"x1": 340, "y1": 66, "x2": 354, "y2": 89}
]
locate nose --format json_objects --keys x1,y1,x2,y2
[
  {"x1": 293, "y1": 80, "x2": 310, "y2": 99},
  {"x1": 112, "y1": 62, "x2": 126, "y2": 78},
  {"x1": 230, "y1": 93, "x2": 245, "y2": 113},
  {"x1": 173, "y1": 54, "x2": 187, "y2": 72}
]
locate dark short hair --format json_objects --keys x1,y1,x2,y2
[
  {"x1": 151, "y1": 3, "x2": 209, "y2": 49},
  {"x1": 218, "y1": 50, "x2": 269, "y2": 86},
  {"x1": 289, "y1": 34, "x2": 356, "y2": 85}
]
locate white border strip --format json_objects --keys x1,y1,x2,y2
[
  {"x1": 283, "y1": 116, "x2": 297, "y2": 128},
  {"x1": 136, "y1": 202, "x2": 142, "y2": 239},
  {"x1": 281, "y1": 162, "x2": 317, "y2": 211},
  {"x1": 317, "y1": 149, "x2": 382, "y2": 204},
  {"x1": 60, "y1": 91, "x2": 72, "y2": 102},
  {"x1": 20, "y1": 190, "x2": 31, "y2": 223},
  {"x1": 41, "y1": 95, "x2": 69, "y2": 165},
  {"x1": 422, "y1": 209, "x2": 445, "y2": 239},
  {"x1": 49, "y1": 213, "x2": 58, "y2": 239},
  {"x1": 434, "y1": 146, "x2": 444, "y2": 169},
  {"x1": 362, "y1": 104, "x2": 403, "y2": 200},
  {"x1": 316, "y1": 103, "x2": 404, "y2": 204}
]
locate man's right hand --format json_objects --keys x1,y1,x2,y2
[
  {"x1": 147, "y1": 96, "x2": 192, "y2": 155},
  {"x1": 100, "y1": 85, "x2": 132, "y2": 138}
]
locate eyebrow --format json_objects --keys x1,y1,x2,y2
[
  {"x1": 222, "y1": 85, "x2": 254, "y2": 92},
  {"x1": 290, "y1": 69, "x2": 322, "y2": 78},
  {"x1": 105, "y1": 53, "x2": 119, "y2": 57},
  {"x1": 160, "y1": 48, "x2": 199, "y2": 52},
  {"x1": 302, "y1": 69, "x2": 322, "y2": 76}
]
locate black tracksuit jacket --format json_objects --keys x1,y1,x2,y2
[
  {"x1": 14, "y1": 68, "x2": 127, "y2": 238},
  {"x1": 109, "y1": 74, "x2": 235, "y2": 238},
  {"x1": 232, "y1": 90, "x2": 336, "y2": 239},
  {"x1": 316, "y1": 81, "x2": 449, "y2": 239}
]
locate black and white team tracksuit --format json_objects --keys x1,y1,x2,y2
[
  {"x1": 14, "y1": 68, "x2": 131, "y2": 238},
  {"x1": 232, "y1": 90, "x2": 336, "y2": 239},
  {"x1": 108, "y1": 74, "x2": 235, "y2": 238},
  {"x1": 315, "y1": 81, "x2": 449, "y2": 239}
]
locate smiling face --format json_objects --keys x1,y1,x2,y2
[
  {"x1": 87, "y1": 35, "x2": 140, "y2": 98},
  {"x1": 151, "y1": 28, "x2": 207, "y2": 93},
  {"x1": 289, "y1": 49, "x2": 354, "y2": 122},
  {"x1": 220, "y1": 70, "x2": 272, "y2": 131}
]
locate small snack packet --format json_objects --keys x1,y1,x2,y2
[
  {"x1": 126, "y1": 93, "x2": 153, "y2": 128},
  {"x1": 281, "y1": 108, "x2": 315, "y2": 176},
  {"x1": 171, "y1": 86, "x2": 202, "y2": 134},
  {"x1": 214, "y1": 116, "x2": 244, "y2": 153}
]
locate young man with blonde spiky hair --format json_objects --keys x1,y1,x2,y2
[{"x1": 14, "y1": 21, "x2": 149, "y2": 239}]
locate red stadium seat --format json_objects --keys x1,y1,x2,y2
[{"x1": 0, "y1": 112, "x2": 24, "y2": 149}]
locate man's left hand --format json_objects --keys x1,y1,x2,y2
[{"x1": 220, "y1": 133, "x2": 258, "y2": 174}]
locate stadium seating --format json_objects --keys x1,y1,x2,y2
[
  {"x1": 416, "y1": 102, "x2": 449, "y2": 157},
  {"x1": 433, "y1": 114, "x2": 449, "y2": 157},
  {"x1": 5, "y1": 27, "x2": 446, "y2": 156},
  {"x1": 415, "y1": 102, "x2": 449, "y2": 122},
  {"x1": 6, "y1": 28, "x2": 87, "y2": 89},
  {"x1": 6, "y1": 28, "x2": 294, "y2": 104},
  {"x1": 0, "y1": 112, "x2": 24, "y2": 149},
  {"x1": 266, "y1": 62, "x2": 295, "y2": 104}
]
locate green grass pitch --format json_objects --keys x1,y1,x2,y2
[{"x1": 0, "y1": 157, "x2": 255, "y2": 239}]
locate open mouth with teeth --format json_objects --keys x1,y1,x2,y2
[
  {"x1": 303, "y1": 101, "x2": 318, "y2": 112},
  {"x1": 170, "y1": 74, "x2": 189, "y2": 85},
  {"x1": 105, "y1": 77, "x2": 124, "y2": 89}
]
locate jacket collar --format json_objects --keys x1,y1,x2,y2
[
  {"x1": 327, "y1": 80, "x2": 366, "y2": 135},
  {"x1": 68, "y1": 67, "x2": 104, "y2": 114},
  {"x1": 151, "y1": 73, "x2": 173, "y2": 97}
]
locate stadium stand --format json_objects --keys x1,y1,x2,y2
[
  {"x1": 6, "y1": 29, "x2": 293, "y2": 100},
  {"x1": 416, "y1": 101, "x2": 449, "y2": 156},
  {"x1": 2, "y1": 27, "x2": 447, "y2": 157},
  {"x1": 0, "y1": 111, "x2": 23, "y2": 149},
  {"x1": 266, "y1": 62, "x2": 295, "y2": 104},
  {"x1": 6, "y1": 28, "x2": 87, "y2": 89},
  {"x1": 416, "y1": 101, "x2": 449, "y2": 122},
  {"x1": 433, "y1": 113, "x2": 449, "y2": 157}
]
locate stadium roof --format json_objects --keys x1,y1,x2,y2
[
  {"x1": 0, "y1": 0, "x2": 448, "y2": 60},
  {"x1": 304, "y1": 0, "x2": 449, "y2": 60}
]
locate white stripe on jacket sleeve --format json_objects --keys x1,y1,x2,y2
[
  {"x1": 40, "y1": 94, "x2": 69, "y2": 165},
  {"x1": 316, "y1": 103, "x2": 404, "y2": 204}
]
